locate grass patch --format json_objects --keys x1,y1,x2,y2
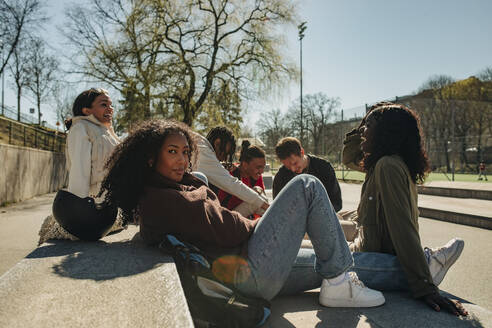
[{"x1": 335, "y1": 170, "x2": 492, "y2": 183}]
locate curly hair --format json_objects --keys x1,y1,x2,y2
[
  {"x1": 206, "y1": 126, "x2": 236, "y2": 163},
  {"x1": 362, "y1": 103, "x2": 430, "y2": 184},
  {"x1": 98, "y1": 119, "x2": 197, "y2": 223}
]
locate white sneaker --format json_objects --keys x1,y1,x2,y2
[
  {"x1": 425, "y1": 238, "x2": 464, "y2": 286},
  {"x1": 319, "y1": 272, "x2": 385, "y2": 308}
]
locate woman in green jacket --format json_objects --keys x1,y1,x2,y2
[{"x1": 342, "y1": 102, "x2": 467, "y2": 316}]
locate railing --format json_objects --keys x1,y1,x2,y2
[
  {"x1": 1, "y1": 104, "x2": 61, "y2": 131},
  {"x1": 0, "y1": 115, "x2": 66, "y2": 152}
]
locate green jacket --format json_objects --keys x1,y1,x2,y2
[{"x1": 342, "y1": 128, "x2": 438, "y2": 298}]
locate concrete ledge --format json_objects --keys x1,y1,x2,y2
[
  {"x1": 0, "y1": 226, "x2": 193, "y2": 328},
  {"x1": 418, "y1": 185, "x2": 492, "y2": 201},
  {"x1": 419, "y1": 207, "x2": 492, "y2": 230}
]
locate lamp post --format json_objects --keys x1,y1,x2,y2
[
  {"x1": 1, "y1": 39, "x2": 4, "y2": 116},
  {"x1": 298, "y1": 22, "x2": 307, "y2": 144}
]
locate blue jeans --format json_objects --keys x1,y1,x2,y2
[{"x1": 234, "y1": 174, "x2": 408, "y2": 300}]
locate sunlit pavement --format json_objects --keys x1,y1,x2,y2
[{"x1": 1, "y1": 186, "x2": 491, "y2": 327}]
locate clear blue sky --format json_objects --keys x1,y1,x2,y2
[
  {"x1": 3, "y1": 0, "x2": 492, "y2": 127},
  {"x1": 255, "y1": 0, "x2": 492, "y2": 121}
]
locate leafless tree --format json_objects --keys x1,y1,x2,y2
[
  {"x1": 303, "y1": 93, "x2": 340, "y2": 155},
  {"x1": 8, "y1": 40, "x2": 29, "y2": 121},
  {"x1": 412, "y1": 75, "x2": 456, "y2": 171},
  {"x1": 257, "y1": 108, "x2": 292, "y2": 149},
  {"x1": 0, "y1": 0, "x2": 45, "y2": 75},
  {"x1": 64, "y1": 0, "x2": 298, "y2": 128},
  {"x1": 285, "y1": 93, "x2": 341, "y2": 154},
  {"x1": 51, "y1": 83, "x2": 75, "y2": 131},
  {"x1": 25, "y1": 38, "x2": 58, "y2": 124},
  {"x1": 478, "y1": 66, "x2": 492, "y2": 82}
]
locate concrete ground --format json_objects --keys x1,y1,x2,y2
[
  {"x1": 0, "y1": 193, "x2": 54, "y2": 275},
  {"x1": 1, "y1": 184, "x2": 491, "y2": 327}
]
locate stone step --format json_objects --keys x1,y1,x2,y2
[
  {"x1": 0, "y1": 226, "x2": 193, "y2": 328},
  {"x1": 418, "y1": 207, "x2": 492, "y2": 230},
  {"x1": 418, "y1": 185, "x2": 492, "y2": 200}
]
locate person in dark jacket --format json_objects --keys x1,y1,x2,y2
[
  {"x1": 273, "y1": 137, "x2": 342, "y2": 212},
  {"x1": 98, "y1": 119, "x2": 388, "y2": 310}
]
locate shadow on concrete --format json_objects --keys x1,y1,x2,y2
[
  {"x1": 26, "y1": 237, "x2": 172, "y2": 281},
  {"x1": 267, "y1": 291, "x2": 488, "y2": 328}
]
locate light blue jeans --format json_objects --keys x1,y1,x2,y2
[
  {"x1": 191, "y1": 171, "x2": 208, "y2": 185},
  {"x1": 234, "y1": 174, "x2": 408, "y2": 301}
]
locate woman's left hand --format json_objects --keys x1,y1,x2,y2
[{"x1": 422, "y1": 292, "x2": 468, "y2": 316}]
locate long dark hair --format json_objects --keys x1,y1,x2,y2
[
  {"x1": 362, "y1": 103, "x2": 430, "y2": 184},
  {"x1": 206, "y1": 126, "x2": 236, "y2": 163},
  {"x1": 239, "y1": 140, "x2": 265, "y2": 163},
  {"x1": 98, "y1": 119, "x2": 197, "y2": 223},
  {"x1": 65, "y1": 88, "x2": 108, "y2": 129}
]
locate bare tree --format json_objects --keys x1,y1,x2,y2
[
  {"x1": 412, "y1": 75, "x2": 455, "y2": 171},
  {"x1": 25, "y1": 38, "x2": 58, "y2": 125},
  {"x1": 65, "y1": 0, "x2": 298, "y2": 128},
  {"x1": 8, "y1": 40, "x2": 29, "y2": 121},
  {"x1": 51, "y1": 84, "x2": 75, "y2": 131},
  {"x1": 285, "y1": 93, "x2": 341, "y2": 154},
  {"x1": 0, "y1": 0, "x2": 45, "y2": 75},
  {"x1": 410, "y1": 75, "x2": 492, "y2": 172},
  {"x1": 303, "y1": 93, "x2": 340, "y2": 155},
  {"x1": 418, "y1": 74, "x2": 454, "y2": 93},
  {"x1": 478, "y1": 66, "x2": 492, "y2": 82},
  {"x1": 257, "y1": 108, "x2": 292, "y2": 149}
]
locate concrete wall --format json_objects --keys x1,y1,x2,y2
[{"x1": 0, "y1": 143, "x2": 68, "y2": 204}]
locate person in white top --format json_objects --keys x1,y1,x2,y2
[
  {"x1": 65, "y1": 90, "x2": 120, "y2": 198},
  {"x1": 192, "y1": 126, "x2": 269, "y2": 215},
  {"x1": 38, "y1": 88, "x2": 122, "y2": 244}
]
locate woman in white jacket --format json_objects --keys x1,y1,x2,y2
[
  {"x1": 38, "y1": 88, "x2": 122, "y2": 243},
  {"x1": 193, "y1": 126, "x2": 269, "y2": 216}
]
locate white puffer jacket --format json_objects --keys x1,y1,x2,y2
[
  {"x1": 66, "y1": 115, "x2": 120, "y2": 198},
  {"x1": 38, "y1": 115, "x2": 122, "y2": 245}
]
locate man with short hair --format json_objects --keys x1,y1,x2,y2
[{"x1": 273, "y1": 137, "x2": 342, "y2": 212}]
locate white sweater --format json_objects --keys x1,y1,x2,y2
[
  {"x1": 192, "y1": 133, "x2": 265, "y2": 210},
  {"x1": 66, "y1": 115, "x2": 120, "y2": 198}
]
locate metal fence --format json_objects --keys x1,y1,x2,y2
[
  {"x1": 0, "y1": 115, "x2": 66, "y2": 152},
  {"x1": 1, "y1": 104, "x2": 60, "y2": 131}
]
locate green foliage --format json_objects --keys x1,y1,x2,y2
[
  {"x1": 195, "y1": 81, "x2": 243, "y2": 136},
  {"x1": 65, "y1": 0, "x2": 299, "y2": 132},
  {"x1": 405, "y1": 75, "x2": 492, "y2": 171}
]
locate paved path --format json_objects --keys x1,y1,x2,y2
[
  {"x1": 1, "y1": 190, "x2": 491, "y2": 327},
  {"x1": 0, "y1": 193, "x2": 53, "y2": 275}
]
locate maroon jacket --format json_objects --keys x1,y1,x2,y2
[{"x1": 138, "y1": 172, "x2": 258, "y2": 259}]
